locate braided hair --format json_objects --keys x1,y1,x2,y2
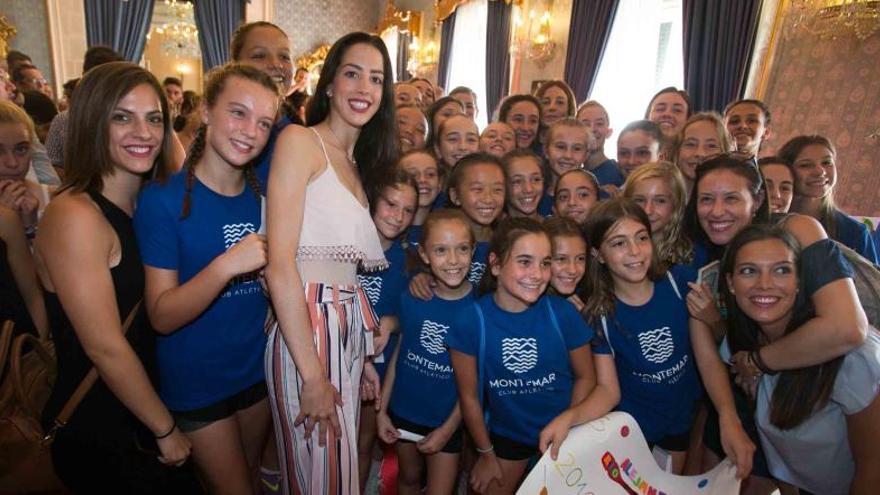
[{"x1": 180, "y1": 63, "x2": 280, "y2": 219}]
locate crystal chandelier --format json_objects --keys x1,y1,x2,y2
[
  {"x1": 785, "y1": 0, "x2": 879, "y2": 41},
  {"x1": 510, "y1": 6, "x2": 556, "y2": 68},
  {"x1": 146, "y1": 0, "x2": 200, "y2": 58}
]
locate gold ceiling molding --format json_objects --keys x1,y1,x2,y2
[
  {"x1": 436, "y1": 0, "x2": 522, "y2": 22},
  {"x1": 0, "y1": 16, "x2": 16, "y2": 59},
  {"x1": 296, "y1": 44, "x2": 330, "y2": 71},
  {"x1": 378, "y1": 3, "x2": 422, "y2": 35}
]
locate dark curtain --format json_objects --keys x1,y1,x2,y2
[
  {"x1": 437, "y1": 11, "x2": 457, "y2": 90},
  {"x1": 195, "y1": 0, "x2": 245, "y2": 70},
  {"x1": 83, "y1": 0, "x2": 155, "y2": 62},
  {"x1": 485, "y1": 0, "x2": 511, "y2": 117},
  {"x1": 563, "y1": 0, "x2": 620, "y2": 103},
  {"x1": 683, "y1": 0, "x2": 762, "y2": 112},
  {"x1": 397, "y1": 31, "x2": 412, "y2": 82}
]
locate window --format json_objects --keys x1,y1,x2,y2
[
  {"x1": 588, "y1": 0, "x2": 684, "y2": 158},
  {"x1": 381, "y1": 26, "x2": 400, "y2": 82},
  {"x1": 447, "y1": 0, "x2": 489, "y2": 129}
]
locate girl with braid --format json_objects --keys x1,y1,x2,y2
[{"x1": 134, "y1": 64, "x2": 280, "y2": 494}]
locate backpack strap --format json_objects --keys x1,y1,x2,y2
[
  {"x1": 543, "y1": 297, "x2": 566, "y2": 345},
  {"x1": 600, "y1": 315, "x2": 616, "y2": 358},
  {"x1": 473, "y1": 301, "x2": 487, "y2": 410},
  {"x1": 666, "y1": 271, "x2": 683, "y2": 301}
]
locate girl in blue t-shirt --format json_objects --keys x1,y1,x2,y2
[
  {"x1": 545, "y1": 216, "x2": 588, "y2": 312},
  {"x1": 409, "y1": 152, "x2": 505, "y2": 299},
  {"x1": 377, "y1": 209, "x2": 475, "y2": 495},
  {"x1": 623, "y1": 161, "x2": 707, "y2": 285},
  {"x1": 134, "y1": 64, "x2": 279, "y2": 493},
  {"x1": 399, "y1": 149, "x2": 443, "y2": 250},
  {"x1": 355, "y1": 168, "x2": 418, "y2": 492},
  {"x1": 577, "y1": 198, "x2": 704, "y2": 473},
  {"x1": 553, "y1": 169, "x2": 600, "y2": 226},
  {"x1": 777, "y1": 134, "x2": 879, "y2": 264},
  {"x1": 447, "y1": 217, "x2": 609, "y2": 495},
  {"x1": 501, "y1": 149, "x2": 546, "y2": 220}
]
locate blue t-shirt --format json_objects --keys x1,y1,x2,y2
[
  {"x1": 358, "y1": 240, "x2": 408, "y2": 378},
  {"x1": 389, "y1": 288, "x2": 475, "y2": 427},
  {"x1": 537, "y1": 192, "x2": 554, "y2": 217},
  {"x1": 591, "y1": 275, "x2": 701, "y2": 442},
  {"x1": 134, "y1": 172, "x2": 268, "y2": 411},
  {"x1": 405, "y1": 224, "x2": 424, "y2": 249},
  {"x1": 253, "y1": 115, "x2": 292, "y2": 191},
  {"x1": 446, "y1": 294, "x2": 592, "y2": 446},
  {"x1": 833, "y1": 210, "x2": 878, "y2": 265},
  {"x1": 591, "y1": 158, "x2": 625, "y2": 188},
  {"x1": 468, "y1": 241, "x2": 490, "y2": 286},
  {"x1": 669, "y1": 242, "x2": 710, "y2": 287},
  {"x1": 432, "y1": 191, "x2": 449, "y2": 211}
]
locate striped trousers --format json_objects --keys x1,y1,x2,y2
[{"x1": 265, "y1": 283, "x2": 377, "y2": 495}]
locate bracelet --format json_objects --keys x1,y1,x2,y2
[
  {"x1": 155, "y1": 420, "x2": 177, "y2": 440},
  {"x1": 751, "y1": 348, "x2": 777, "y2": 376},
  {"x1": 475, "y1": 444, "x2": 494, "y2": 454}
]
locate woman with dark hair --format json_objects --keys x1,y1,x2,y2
[
  {"x1": 684, "y1": 154, "x2": 869, "y2": 492},
  {"x1": 264, "y1": 32, "x2": 397, "y2": 494},
  {"x1": 722, "y1": 224, "x2": 880, "y2": 494},
  {"x1": 34, "y1": 62, "x2": 199, "y2": 493},
  {"x1": 498, "y1": 94, "x2": 543, "y2": 152},
  {"x1": 777, "y1": 134, "x2": 878, "y2": 264},
  {"x1": 424, "y1": 95, "x2": 465, "y2": 150}
]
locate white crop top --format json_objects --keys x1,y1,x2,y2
[{"x1": 296, "y1": 128, "x2": 388, "y2": 271}]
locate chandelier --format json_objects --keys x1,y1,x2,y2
[
  {"x1": 510, "y1": 6, "x2": 555, "y2": 68},
  {"x1": 407, "y1": 36, "x2": 438, "y2": 77},
  {"x1": 785, "y1": 0, "x2": 879, "y2": 41},
  {"x1": 146, "y1": 0, "x2": 200, "y2": 58}
]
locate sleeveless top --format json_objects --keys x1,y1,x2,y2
[
  {"x1": 0, "y1": 238, "x2": 36, "y2": 336},
  {"x1": 296, "y1": 127, "x2": 387, "y2": 271},
  {"x1": 41, "y1": 191, "x2": 156, "y2": 444}
]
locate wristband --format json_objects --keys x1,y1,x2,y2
[
  {"x1": 476, "y1": 444, "x2": 494, "y2": 454},
  {"x1": 751, "y1": 348, "x2": 777, "y2": 375},
  {"x1": 155, "y1": 420, "x2": 177, "y2": 440}
]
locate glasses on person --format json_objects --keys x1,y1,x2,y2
[{"x1": 23, "y1": 77, "x2": 48, "y2": 86}]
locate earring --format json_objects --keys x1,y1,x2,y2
[{"x1": 326, "y1": 88, "x2": 333, "y2": 98}]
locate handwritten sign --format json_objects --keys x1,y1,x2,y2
[{"x1": 517, "y1": 412, "x2": 740, "y2": 495}]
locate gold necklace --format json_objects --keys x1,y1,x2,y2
[{"x1": 324, "y1": 124, "x2": 357, "y2": 167}]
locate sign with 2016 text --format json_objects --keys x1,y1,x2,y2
[{"x1": 517, "y1": 412, "x2": 740, "y2": 495}]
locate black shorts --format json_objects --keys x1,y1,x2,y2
[
  {"x1": 703, "y1": 386, "x2": 771, "y2": 478},
  {"x1": 173, "y1": 380, "x2": 268, "y2": 433},
  {"x1": 649, "y1": 428, "x2": 691, "y2": 452},
  {"x1": 389, "y1": 411, "x2": 463, "y2": 453},
  {"x1": 490, "y1": 431, "x2": 538, "y2": 461}
]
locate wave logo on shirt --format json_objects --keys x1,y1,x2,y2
[
  {"x1": 222, "y1": 222, "x2": 256, "y2": 249},
  {"x1": 637, "y1": 326, "x2": 674, "y2": 364},
  {"x1": 420, "y1": 320, "x2": 449, "y2": 355},
  {"x1": 358, "y1": 275, "x2": 382, "y2": 306},
  {"x1": 502, "y1": 338, "x2": 538, "y2": 374},
  {"x1": 468, "y1": 261, "x2": 487, "y2": 284}
]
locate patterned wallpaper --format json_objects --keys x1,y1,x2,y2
[
  {"x1": 761, "y1": 25, "x2": 880, "y2": 216},
  {"x1": 274, "y1": 0, "x2": 385, "y2": 61},
  {"x1": 0, "y1": 0, "x2": 53, "y2": 86}
]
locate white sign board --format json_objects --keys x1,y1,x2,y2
[{"x1": 517, "y1": 412, "x2": 740, "y2": 495}]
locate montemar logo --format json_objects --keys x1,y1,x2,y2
[
  {"x1": 223, "y1": 222, "x2": 256, "y2": 249},
  {"x1": 358, "y1": 275, "x2": 382, "y2": 306},
  {"x1": 637, "y1": 326, "x2": 674, "y2": 364},
  {"x1": 420, "y1": 320, "x2": 449, "y2": 355},
  {"x1": 468, "y1": 261, "x2": 487, "y2": 284},
  {"x1": 501, "y1": 337, "x2": 538, "y2": 374}
]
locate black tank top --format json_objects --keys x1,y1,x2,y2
[
  {"x1": 0, "y1": 238, "x2": 36, "y2": 336},
  {"x1": 41, "y1": 191, "x2": 157, "y2": 442}
]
